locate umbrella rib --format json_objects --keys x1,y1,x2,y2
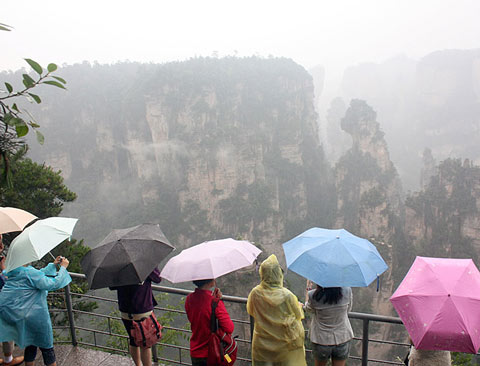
[{"x1": 119, "y1": 241, "x2": 143, "y2": 282}]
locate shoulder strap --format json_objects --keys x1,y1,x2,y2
[
  {"x1": 150, "y1": 314, "x2": 161, "y2": 334},
  {"x1": 210, "y1": 300, "x2": 218, "y2": 332},
  {"x1": 137, "y1": 320, "x2": 147, "y2": 347}
]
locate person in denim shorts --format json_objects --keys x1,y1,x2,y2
[{"x1": 305, "y1": 285, "x2": 353, "y2": 366}]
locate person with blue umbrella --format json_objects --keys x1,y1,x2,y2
[
  {"x1": 304, "y1": 284, "x2": 354, "y2": 366},
  {"x1": 282, "y1": 227, "x2": 388, "y2": 366}
]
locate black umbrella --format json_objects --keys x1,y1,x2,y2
[{"x1": 81, "y1": 223, "x2": 175, "y2": 289}]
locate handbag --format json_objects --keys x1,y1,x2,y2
[
  {"x1": 207, "y1": 300, "x2": 238, "y2": 366},
  {"x1": 130, "y1": 312, "x2": 163, "y2": 349}
]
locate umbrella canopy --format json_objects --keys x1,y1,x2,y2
[
  {"x1": 160, "y1": 238, "x2": 261, "y2": 283},
  {"x1": 0, "y1": 207, "x2": 37, "y2": 234},
  {"x1": 282, "y1": 227, "x2": 388, "y2": 287},
  {"x1": 5, "y1": 217, "x2": 78, "y2": 273},
  {"x1": 390, "y1": 256, "x2": 480, "y2": 353},
  {"x1": 81, "y1": 223, "x2": 175, "y2": 289}
]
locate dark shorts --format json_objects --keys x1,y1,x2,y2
[
  {"x1": 312, "y1": 340, "x2": 351, "y2": 361},
  {"x1": 24, "y1": 345, "x2": 56, "y2": 365}
]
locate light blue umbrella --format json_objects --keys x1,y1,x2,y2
[
  {"x1": 282, "y1": 227, "x2": 388, "y2": 287},
  {"x1": 5, "y1": 217, "x2": 78, "y2": 273}
]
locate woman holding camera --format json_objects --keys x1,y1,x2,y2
[{"x1": 0, "y1": 255, "x2": 71, "y2": 366}]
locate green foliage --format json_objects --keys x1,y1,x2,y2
[
  {"x1": 218, "y1": 181, "x2": 275, "y2": 233},
  {"x1": 0, "y1": 57, "x2": 67, "y2": 142},
  {"x1": 0, "y1": 23, "x2": 67, "y2": 182},
  {"x1": 360, "y1": 187, "x2": 385, "y2": 209},
  {"x1": 452, "y1": 352, "x2": 473, "y2": 365},
  {"x1": 335, "y1": 149, "x2": 383, "y2": 231},
  {"x1": 340, "y1": 99, "x2": 378, "y2": 136},
  {"x1": 46, "y1": 239, "x2": 97, "y2": 330},
  {"x1": 0, "y1": 157, "x2": 77, "y2": 218},
  {"x1": 405, "y1": 158, "x2": 479, "y2": 257}
]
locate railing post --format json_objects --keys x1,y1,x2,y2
[
  {"x1": 362, "y1": 318, "x2": 369, "y2": 366},
  {"x1": 64, "y1": 284, "x2": 77, "y2": 346},
  {"x1": 152, "y1": 344, "x2": 158, "y2": 362},
  {"x1": 250, "y1": 316, "x2": 255, "y2": 341}
]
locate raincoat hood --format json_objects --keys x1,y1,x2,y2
[{"x1": 259, "y1": 254, "x2": 283, "y2": 287}]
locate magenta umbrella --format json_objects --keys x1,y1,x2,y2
[
  {"x1": 390, "y1": 256, "x2": 480, "y2": 353},
  {"x1": 160, "y1": 238, "x2": 261, "y2": 283}
]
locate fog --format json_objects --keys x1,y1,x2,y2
[{"x1": 2, "y1": 0, "x2": 480, "y2": 75}]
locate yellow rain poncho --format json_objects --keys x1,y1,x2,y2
[{"x1": 247, "y1": 254, "x2": 306, "y2": 366}]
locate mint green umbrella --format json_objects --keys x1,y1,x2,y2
[{"x1": 5, "y1": 217, "x2": 78, "y2": 273}]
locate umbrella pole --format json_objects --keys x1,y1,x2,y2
[{"x1": 48, "y1": 251, "x2": 56, "y2": 260}]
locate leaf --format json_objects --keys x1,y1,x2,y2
[
  {"x1": 15, "y1": 123, "x2": 29, "y2": 138},
  {"x1": 12, "y1": 103, "x2": 19, "y2": 112},
  {"x1": 42, "y1": 80, "x2": 66, "y2": 89},
  {"x1": 0, "y1": 24, "x2": 11, "y2": 32},
  {"x1": 47, "y1": 63, "x2": 58, "y2": 72},
  {"x1": 36, "y1": 130, "x2": 45, "y2": 145},
  {"x1": 25, "y1": 58, "x2": 43, "y2": 75},
  {"x1": 5, "y1": 82, "x2": 13, "y2": 93},
  {"x1": 3, "y1": 113, "x2": 13, "y2": 125},
  {"x1": 11, "y1": 117, "x2": 24, "y2": 126},
  {"x1": 30, "y1": 122, "x2": 40, "y2": 128},
  {"x1": 52, "y1": 75, "x2": 67, "y2": 84},
  {"x1": 22, "y1": 74, "x2": 35, "y2": 88},
  {"x1": 28, "y1": 93, "x2": 42, "y2": 104}
]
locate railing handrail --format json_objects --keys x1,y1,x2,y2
[
  {"x1": 64, "y1": 271, "x2": 408, "y2": 365},
  {"x1": 68, "y1": 271, "x2": 404, "y2": 323}
]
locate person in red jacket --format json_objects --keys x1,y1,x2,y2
[{"x1": 185, "y1": 279, "x2": 234, "y2": 366}]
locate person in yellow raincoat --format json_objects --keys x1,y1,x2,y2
[{"x1": 247, "y1": 254, "x2": 306, "y2": 366}]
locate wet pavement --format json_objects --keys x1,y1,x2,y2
[{"x1": 13, "y1": 345, "x2": 140, "y2": 365}]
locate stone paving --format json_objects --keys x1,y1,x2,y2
[
  {"x1": 54, "y1": 345, "x2": 136, "y2": 366},
  {"x1": 13, "y1": 345, "x2": 141, "y2": 366}
]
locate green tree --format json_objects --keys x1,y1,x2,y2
[
  {"x1": 0, "y1": 22, "x2": 67, "y2": 184},
  {"x1": 0, "y1": 154, "x2": 77, "y2": 218}
]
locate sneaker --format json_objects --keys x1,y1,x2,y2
[{"x1": 3, "y1": 356, "x2": 24, "y2": 365}]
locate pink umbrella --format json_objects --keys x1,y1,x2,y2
[
  {"x1": 160, "y1": 238, "x2": 261, "y2": 283},
  {"x1": 390, "y1": 256, "x2": 480, "y2": 353}
]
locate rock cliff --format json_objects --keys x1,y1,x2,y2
[{"x1": 28, "y1": 58, "x2": 336, "y2": 258}]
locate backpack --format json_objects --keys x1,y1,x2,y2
[
  {"x1": 130, "y1": 312, "x2": 162, "y2": 349},
  {"x1": 207, "y1": 300, "x2": 238, "y2": 366}
]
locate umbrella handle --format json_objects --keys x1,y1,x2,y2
[{"x1": 376, "y1": 275, "x2": 380, "y2": 292}]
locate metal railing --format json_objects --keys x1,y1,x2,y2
[{"x1": 52, "y1": 272, "x2": 410, "y2": 366}]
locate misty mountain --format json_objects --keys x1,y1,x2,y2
[{"x1": 320, "y1": 49, "x2": 480, "y2": 190}]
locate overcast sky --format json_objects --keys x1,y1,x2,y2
[{"x1": 1, "y1": 0, "x2": 480, "y2": 74}]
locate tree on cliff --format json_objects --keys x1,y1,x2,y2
[
  {"x1": 0, "y1": 149, "x2": 77, "y2": 217},
  {"x1": 406, "y1": 158, "x2": 479, "y2": 258}
]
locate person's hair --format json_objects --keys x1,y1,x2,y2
[
  {"x1": 193, "y1": 279, "x2": 213, "y2": 288},
  {"x1": 313, "y1": 285, "x2": 343, "y2": 304}
]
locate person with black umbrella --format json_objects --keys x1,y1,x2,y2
[
  {"x1": 110, "y1": 268, "x2": 162, "y2": 366},
  {"x1": 81, "y1": 224, "x2": 174, "y2": 366}
]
